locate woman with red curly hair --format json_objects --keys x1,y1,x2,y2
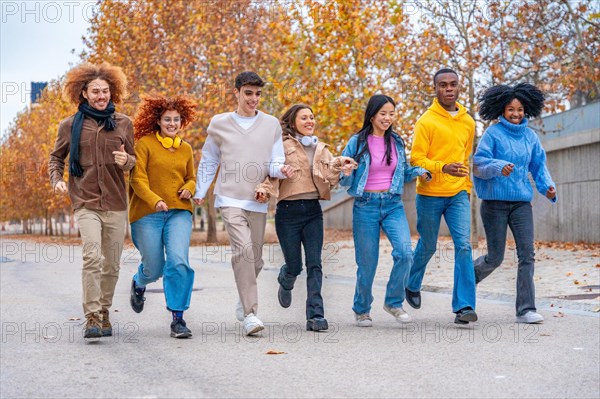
[
  {"x1": 48, "y1": 62, "x2": 135, "y2": 341},
  {"x1": 128, "y1": 93, "x2": 197, "y2": 339}
]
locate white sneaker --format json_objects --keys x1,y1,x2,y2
[
  {"x1": 383, "y1": 305, "x2": 411, "y2": 323},
  {"x1": 243, "y1": 313, "x2": 264, "y2": 336},
  {"x1": 516, "y1": 311, "x2": 544, "y2": 324},
  {"x1": 235, "y1": 299, "x2": 244, "y2": 322},
  {"x1": 354, "y1": 313, "x2": 373, "y2": 327}
]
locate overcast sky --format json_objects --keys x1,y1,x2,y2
[{"x1": 1, "y1": 0, "x2": 93, "y2": 138}]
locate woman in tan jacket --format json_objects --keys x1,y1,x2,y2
[{"x1": 257, "y1": 104, "x2": 355, "y2": 331}]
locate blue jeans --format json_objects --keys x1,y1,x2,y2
[
  {"x1": 275, "y1": 200, "x2": 325, "y2": 320},
  {"x1": 352, "y1": 192, "x2": 413, "y2": 315},
  {"x1": 474, "y1": 200, "x2": 536, "y2": 316},
  {"x1": 131, "y1": 209, "x2": 195, "y2": 312},
  {"x1": 408, "y1": 191, "x2": 476, "y2": 312}
]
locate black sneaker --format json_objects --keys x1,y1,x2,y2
[
  {"x1": 84, "y1": 313, "x2": 102, "y2": 340},
  {"x1": 278, "y1": 284, "x2": 292, "y2": 308},
  {"x1": 405, "y1": 288, "x2": 421, "y2": 309},
  {"x1": 306, "y1": 317, "x2": 329, "y2": 331},
  {"x1": 454, "y1": 308, "x2": 478, "y2": 324},
  {"x1": 130, "y1": 279, "x2": 145, "y2": 313},
  {"x1": 170, "y1": 318, "x2": 192, "y2": 339}
]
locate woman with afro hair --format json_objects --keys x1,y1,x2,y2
[
  {"x1": 128, "y1": 93, "x2": 198, "y2": 338},
  {"x1": 473, "y1": 83, "x2": 557, "y2": 324}
]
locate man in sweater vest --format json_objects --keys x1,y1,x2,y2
[
  {"x1": 405, "y1": 68, "x2": 478, "y2": 325},
  {"x1": 193, "y1": 72, "x2": 292, "y2": 336}
]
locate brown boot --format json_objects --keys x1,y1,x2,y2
[
  {"x1": 99, "y1": 309, "x2": 113, "y2": 337},
  {"x1": 84, "y1": 313, "x2": 102, "y2": 339}
]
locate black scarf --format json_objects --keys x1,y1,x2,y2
[{"x1": 69, "y1": 101, "x2": 117, "y2": 177}]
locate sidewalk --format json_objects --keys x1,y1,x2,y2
[{"x1": 1, "y1": 238, "x2": 599, "y2": 398}]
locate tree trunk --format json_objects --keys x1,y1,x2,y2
[{"x1": 206, "y1": 190, "x2": 217, "y2": 243}]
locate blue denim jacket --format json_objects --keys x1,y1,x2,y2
[{"x1": 340, "y1": 132, "x2": 429, "y2": 197}]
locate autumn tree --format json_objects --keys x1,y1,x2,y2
[{"x1": 0, "y1": 82, "x2": 74, "y2": 234}]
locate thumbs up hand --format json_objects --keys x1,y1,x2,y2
[{"x1": 112, "y1": 144, "x2": 128, "y2": 166}]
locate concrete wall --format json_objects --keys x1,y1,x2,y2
[{"x1": 323, "y1": 102, "x2": 600, "y2": 243}]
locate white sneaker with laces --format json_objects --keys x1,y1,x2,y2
[
  {"x1": 236, "y1": 299, "x2": 244, "y2": 322},
  {"x1": 354, "y1": 313, "x2": 373, "y2": 327},
  {"x1": 243, "y1": 313, "x2": 264, "y2": 336},
  {"x1": 384, "y1": 305, "x2": 411, "y2": 323},
  {"x1": 516, "y1": 311, "x2": 544, "y2": 324}
]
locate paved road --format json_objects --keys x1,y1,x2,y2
[{"x1": 1, "y1": 240, "x2": 599, "y2": 398}]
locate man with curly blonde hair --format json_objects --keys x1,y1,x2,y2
[{"x1": 49, "y1": 62, "x2": 135, "y2": 340}]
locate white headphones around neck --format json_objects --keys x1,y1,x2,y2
[{"x1": 299, "y1": 135, "x2": 318, "y2": 147}]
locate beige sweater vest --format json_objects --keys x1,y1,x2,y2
[{"x1": 209, "y1": 111, "x2": 282, "y2": 201}]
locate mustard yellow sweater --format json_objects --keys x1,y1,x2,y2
[
  {"x1": 129, "y1": 134, "x2": 196, "y2": 223},
  {"x1": 410, "y1": 98, "x2": 475, "y2": 196}
]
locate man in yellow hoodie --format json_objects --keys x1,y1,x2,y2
[{"x1": 405, "y1": 68, "x2": 477, "y2": 324}]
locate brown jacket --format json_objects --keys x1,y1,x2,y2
[
  {"x1": 255, "y1": 134, "x2": 357, "y2": 202},
  {"x1": 48, "y1": 112, "x2": 135, "y2": 211}
]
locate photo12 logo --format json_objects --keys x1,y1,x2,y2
[
  {"x1": 1, "y1": 1, "x2": 100, "y2": 24},
  {"x1": 2, "y1": 321, "x2": 140, "y2": 344}
]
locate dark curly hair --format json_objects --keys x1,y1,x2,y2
[
  {"x1": 478, "y1": 83, "x2": 545, "y2": 121},
  {"x1": 133, "y1": 93, "x2": 198, "y2": 141},
  {"x1": 63, "y1": 62, "x2": 128, "y2": 105},
  {"x1": 234, "y1": 71, "x2": 265, "y2": 90}
]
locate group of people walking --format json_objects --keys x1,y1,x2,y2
[{"x1": 49, "y1": 62, "x2": 557, "y2": 341}]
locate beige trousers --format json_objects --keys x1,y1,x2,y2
[
  {"x1": 220, "y1": 207, "x2": 266, "y2": 316},
  {"x1": 75, "y1": 208, "x2": 127, "y2": 316}
]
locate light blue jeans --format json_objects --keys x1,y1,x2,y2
[
  {"x1": 131, "y1": 209, "x2": 194, "y2": 311},
  {"x1": 408, "y1": 191, "x2": 476, "y2": 312},
  {"x1": 352, "y1": 192, "x2": 413, "y2": 315}
]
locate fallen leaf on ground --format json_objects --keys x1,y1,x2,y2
[
  {"x1": 554, "y1": 312, "x2": 565, "y2": 318},
  {"x1": 566, "y1": 272, "x2": 573, "y2": 276},
  {"x1": 69, "y1": 317, "x2": 80, "y2": 321},
  {"x1": 574, "y1": 280, "x2": 580, "y2": 285},
  {"x1": 266, "y1": 350, "x2": 287, "y2": 355}
]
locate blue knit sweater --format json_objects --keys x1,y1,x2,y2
[{"x1": 473, "y1": 116, "x2": 556, "y2": 203}]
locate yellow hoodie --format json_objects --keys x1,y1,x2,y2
[{"x1": 410, "y1": 98, "x2": 475, "y2": 196}]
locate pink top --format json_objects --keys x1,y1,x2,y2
[{"x1": 364, "y1": 135, "x2": 397, "y2": 191}]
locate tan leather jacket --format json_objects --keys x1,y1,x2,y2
[{"x1": 255, "y1": 134, "x2": 357, "y2": 202}]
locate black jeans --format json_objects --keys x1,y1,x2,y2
[
  {"x1": 275, "y1": 199, "x2": 325, "y2": 320},
  {"x1": 474, "y1": 200, "x2": 536, "y2": 316}
]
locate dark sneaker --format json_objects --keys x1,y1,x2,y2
[
  {"x1": 99, "y1": 309, "x2": 112, "y2": 337},
  {"x1": 170, "y1": 318, "x2": 192, "y2": 339},
  {"x1": 130, "y1": 279, "x2": 145, "y2": 313},
  {"x1": 405, "y1": 288, "x2": 421, "y2": 309},
  {"x1": 278, "y1": 284, "x2": 292, "y2": 308},
  {"x1": 454, "y1": 308, "x2": 478, "y2": 324},
  {"x1": 84, "y1": 313, "x2": 102, "y2": 340},
  {"x1": 306, "y1": 317, "x2": 329, "y2": 331}
]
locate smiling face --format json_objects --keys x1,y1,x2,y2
[
  {"x1": 370, "y1": 101, "x2": 395, "y2": 136},
  {"x1": 234, "y1": 85, "x2": 262, "y2": 116},
  {"x1": 503, "y1": 98, "x2": 525, "y2": 125},
  {"x1": 435, "y1": 72, "x2": 460, "y2": 111},
  {"x1": 294, "y1": 108, "x2": 315, "y2": 136},
  {"x1": 82, "y1": 78, "x2": 111, "y2": 111},
  {"x1": 158, "y1": 110, "x2": 181, "y2": 138}
]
